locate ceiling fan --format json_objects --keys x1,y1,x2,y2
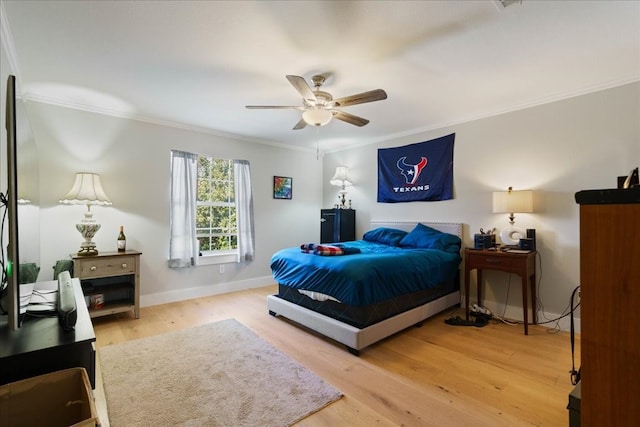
[{"x1": 246, "y1": 74, "x2": 387, "y2": 130}]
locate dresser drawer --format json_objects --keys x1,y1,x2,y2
[{"x1": 75, "y1": 256, "x2": 137, "y2": 279}]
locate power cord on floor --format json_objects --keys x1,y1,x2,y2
[
  {"x1": 0, "y1": 198, "x2": 8, "y2": 315},
  {"x1": 494, "y1": 252, "x2": 580, "y2": 332},
  {"x1": 568, "y1": 285, "x2": 581, "y2": 385},
  {"x1": 488, "y1": 270, "x2": 520, "y2": 327},
  {"x1": 535, "y1": 300, "x2": 580, "y2": 326}
]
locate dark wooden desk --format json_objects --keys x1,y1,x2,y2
[
  {"x1": 464, "y1": 248, "x2": 537, "y2": 335},
  {"x1": 0, "y1": 279, "x2": 96, "y2": 388}
]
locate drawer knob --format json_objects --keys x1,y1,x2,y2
[
  {"x1": 90, "y1": 266, "x2": 97, "y2": 271},
  {"x1": 121, "y1": 263, "x2": 128, "y2": 269}
]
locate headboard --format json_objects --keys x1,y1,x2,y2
[{"x1": 369, "y1": 220, "x2": 463, "y2": 238}]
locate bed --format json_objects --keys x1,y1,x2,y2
[{"x1": 267, "y1": 221, "x2": 463, "y2": 355}]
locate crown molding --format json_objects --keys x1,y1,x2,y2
[
  {"x1": 23, "y1": 91, "x2": 316, "y2": 154},
  {"x1": 1, "y1": 1, "x2": 22, "y2": 89}
]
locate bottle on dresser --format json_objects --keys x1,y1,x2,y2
[{"x1": 117, "y1": 225, "x2": 126, "y2": 252}]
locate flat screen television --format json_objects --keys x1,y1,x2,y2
[{"x1": 1, "y1": 74, "x2": 41, "y2": 331}]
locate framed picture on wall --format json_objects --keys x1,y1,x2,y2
[{"x1": 273, "y1": 176, "x2": 292, "y2": 199}]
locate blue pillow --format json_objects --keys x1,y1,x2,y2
[
  {"x1": 398, "y1": 223, "x2": 461, "y2": 253},
  {"x1": 362, "y1": 227, "x2": 408, "y2": 246}
]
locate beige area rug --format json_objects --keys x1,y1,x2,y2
[{"x1": 99, "y1": 319, "x2": 342, "y2": 426}]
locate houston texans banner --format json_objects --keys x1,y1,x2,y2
[{"x1": 377, "y1": 133, "x2": 455, "y2": 203}]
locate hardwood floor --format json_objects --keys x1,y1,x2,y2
[{"x1": 92, "y1": 285, "x2": 579, "y2": 426}]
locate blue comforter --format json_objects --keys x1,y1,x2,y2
[{"x1": 270, "y1": 240, "x2": 461, "y2": 307}]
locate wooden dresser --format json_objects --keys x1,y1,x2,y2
[{"x1": 575, "y1": 187, "x2": 640, "y2": 426}]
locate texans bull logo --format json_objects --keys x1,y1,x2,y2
[{"x1": 396, "y1": 156, "x2": 428, "y2": 185}]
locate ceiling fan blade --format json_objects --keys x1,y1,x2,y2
[
  {"x1": 292, "y1": 118, "x2": 307, "y2": 130},
  {"x1": 333, "y1": 110, "x2": 370, "y2": 127},
  {"x1": 332, "y1": 89, "x2": 387, "y2": 107},
  {"x1": 245, "y1": 105, "x2": 302, "y2": 109},
  {"x1": 286, "y1": 75, "x2": 317, "y2": 104}
]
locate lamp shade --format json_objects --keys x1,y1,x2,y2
[
  {"x1": 330, "y1": 166, "x2": 353, "y2": 187},
  {"x1": 492, "y1": 187, "x2": 533, "y2": 213},
  {"x1": 60, "y1": 172, "x2": 112, "y2": 206},
  {"x1": 302, "y1": 107, "x2": 333, "y2": 127}
]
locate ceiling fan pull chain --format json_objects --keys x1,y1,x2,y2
[{"x1": 316, "y1": 126, "x2": 320, "y2": 160}]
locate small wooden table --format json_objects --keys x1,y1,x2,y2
[
  {"x1": 72, "y1": 250, "x2": 141, "y2": 319},
  {"x1": 464, "y1": 248, "x2": 537, "y2": 335}
]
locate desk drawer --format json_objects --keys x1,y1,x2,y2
[{"x1": 75, "y1": 256, "x2": 136, "y2": 279}]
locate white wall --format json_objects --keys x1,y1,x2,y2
[
  {"x1": 0, "y1": 44, "x2": 9, "y2": 262},
  {"x1": 323, "y1": 82, "x2": 640, "y2": 328},
  {"x1": 24, "y1": 101, "x2": 323, "y2": 305},
  {"x1": 4, "y1": 25, "x2": 639, "y2": 328}
]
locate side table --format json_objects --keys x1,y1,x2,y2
[
  {"x1": 72, "y1": 250, "x2": 141, "y2": 319},
  {"x1": 464, "y1": 248, "x2": 537, "y2": 334}
]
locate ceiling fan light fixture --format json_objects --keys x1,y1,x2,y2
[
  {"x1": 302, "y1": 107, "x2": 333, "y2": 127},
  {"x1": 246, "y1": 74, "x2": 387, "y2": 129}
]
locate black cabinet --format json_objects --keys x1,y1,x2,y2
[
  {"x1": 0, "y1": 279, "x2": 96, "y2": 388},
  {"x1": 320, "y1": 209, "x2": 355, "y2": 243}
]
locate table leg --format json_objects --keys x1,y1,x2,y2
[
  {"x1": 530, "y1": 273, "x2": 537, "y2": 324},
  {"x1": 465, "y1": 267, "x2": 471, "y2": 320},
  {"x1": 477, "y1": 270, "x2": 483, "y2": 309},
  {"x1": 522, "y1": 276, "x2": 529, "y2": 335}
]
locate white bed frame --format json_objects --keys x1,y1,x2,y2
[{"x1": 267, "y1": 221, "x2": 463, "y2": 355}]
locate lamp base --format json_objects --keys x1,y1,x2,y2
[
  {"x1": 77, "y1": 245, "x2": 99, "y2": 257},
  {"x1": 76, "y1": 221, "x2": 101, "y2": 257},
  {"x1": 500, "y1": 225, "x2": 525, "y2": 246},
  {"x1": 338, "y1": 193, "x2": 347, "y2": 208}
]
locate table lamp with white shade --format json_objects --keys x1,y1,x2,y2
[
  {"x1": 492, "y1": 186, "x2": 533, "y2": 246},
  {"x1": 330, "y1": 166, "x2": 353, "y2": 209},
  {"x1": 59, "y1": 172, "x2": 112, "y2": 256}
]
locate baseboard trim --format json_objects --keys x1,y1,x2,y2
[
  {"x1": 142, "y1": 282, "x2": 580, "y2": 333},
  {"x1": 140, "y1": 276, "x2": 274, "y2": 307},
  {"x1": 462, "y1": 296, "x2": 581, "y2": 333}
]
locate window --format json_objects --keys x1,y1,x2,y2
[
  {"x1": 196, "y1": 156, "x2": 237, "y2": 255},
  {"x1": 170, "y1": 150, "x2": 253, "y2": 268}
]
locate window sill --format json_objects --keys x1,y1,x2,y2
[{"x1": 198, "y1": 252, "x2": 237, "y2": 265}]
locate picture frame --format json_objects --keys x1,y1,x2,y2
[{"x1": 273, "y1": 176, "x2": 292, "y2": 199}]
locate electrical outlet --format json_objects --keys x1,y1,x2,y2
[{"x1": 219, "y1": 264, "x2": 225, "y2": 274}]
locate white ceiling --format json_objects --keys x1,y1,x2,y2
[{"x1": 2, "y1": 0, "x2": 639, "y2": 153}]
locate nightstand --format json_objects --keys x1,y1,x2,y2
[
  {"x1": 464, "y1": 248, "x2": 537, "y2": 335},
  {"x1": 72, "y1": 250, "x2": 141, "y2": 319}
]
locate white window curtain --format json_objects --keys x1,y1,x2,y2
[
  {"x1": 169, "y1": 150, "x2": 199, "y2": 268},
  {"x1": 234, "y1": 159, "x2": 255, "y2": 262}
]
